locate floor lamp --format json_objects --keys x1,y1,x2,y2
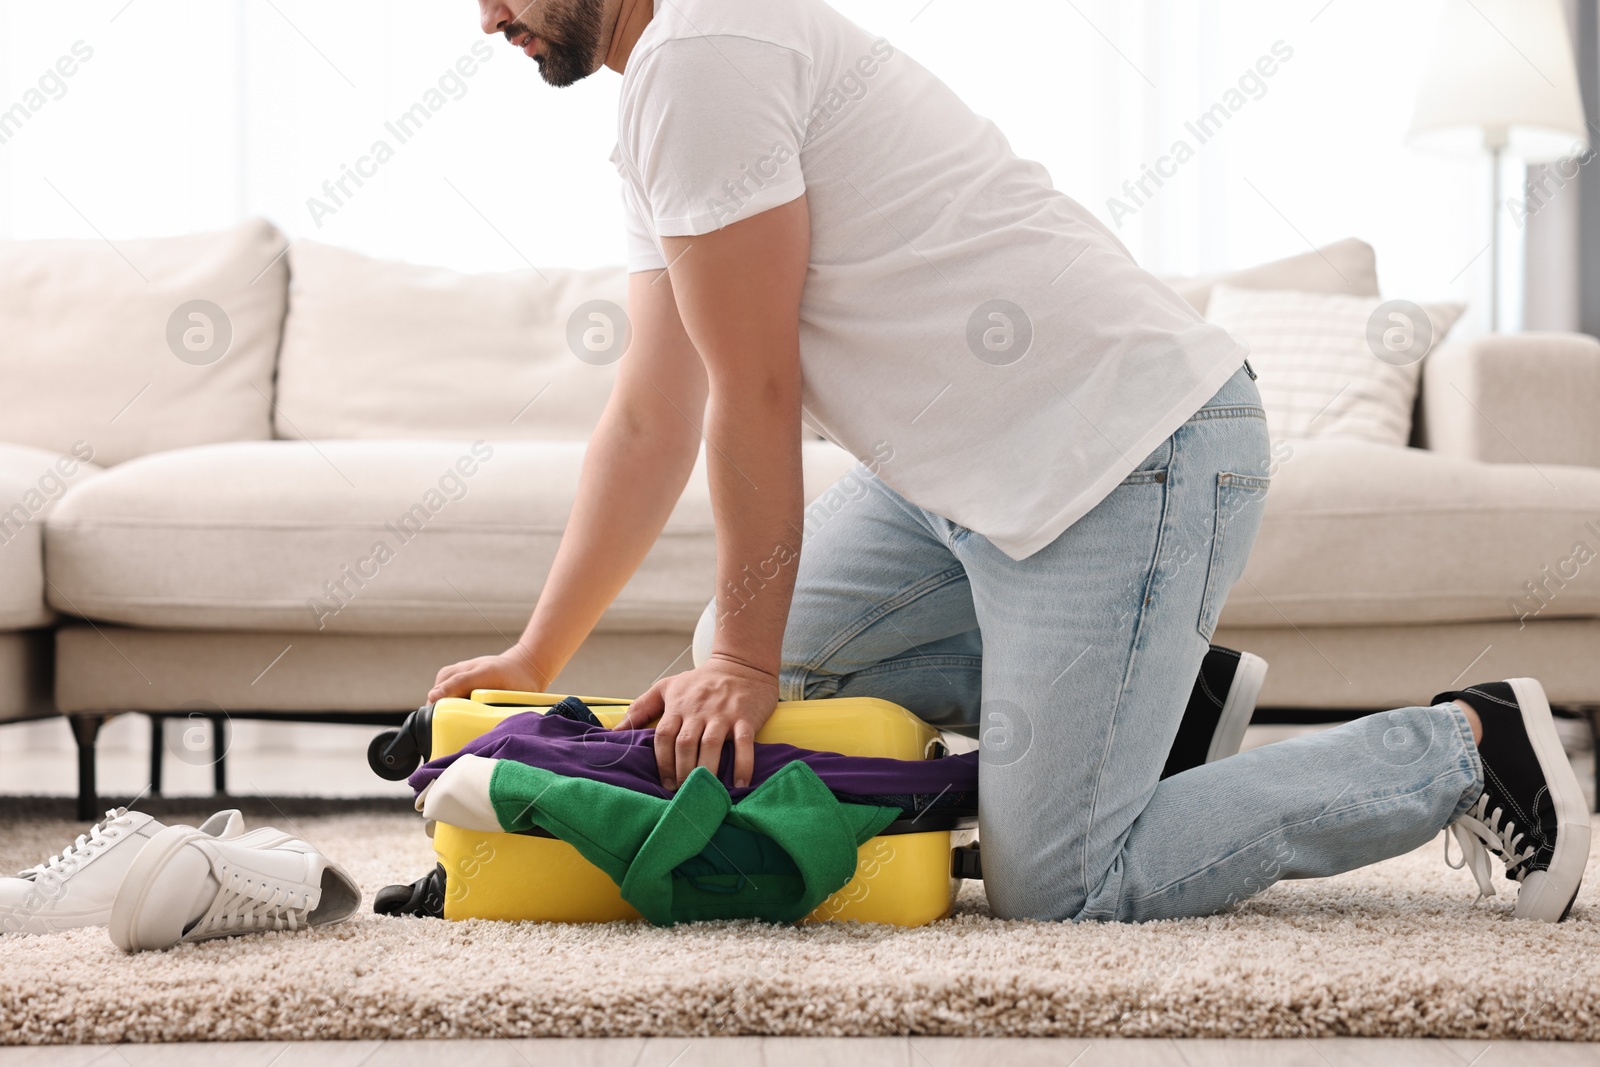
[{"x1": 1407, "y1": 0, "x2": 1590, "y2": 332}]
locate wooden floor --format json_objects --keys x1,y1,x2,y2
[{"x1": 1, "y1": 1038, "x2": 1598, "y2": 1066}]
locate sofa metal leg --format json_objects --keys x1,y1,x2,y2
[
  {"x1": 148, "y1": 715, "x2": 164, "y2": 797},
  {"x1": 210, "y1": 714, "x2": 229, "y2": 795},
  {"x1": 69, "y1": 715, "x2": 107, "y2": 822}
]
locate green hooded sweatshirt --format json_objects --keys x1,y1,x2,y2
[{"x1": 487, "y1": 758, "x2": 900, "y2": 925}]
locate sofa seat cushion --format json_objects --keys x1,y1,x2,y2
[
  {"x1": 0, "y1": 443, "x2": 102, "y2": 629},
  {"x1": 1222, "y1": 439, "x2": 1600, "y2": 628},
  {"x1": 44, "y1": 440, "x2": 862, "y2": 634}
]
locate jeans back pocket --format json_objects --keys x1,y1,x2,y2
[{"x1": 1197, "y1": 471, "x2": 1272, "y2": 641}]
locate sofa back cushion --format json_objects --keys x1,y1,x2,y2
[
  {"x1": 275, "y1": 242, "x2": 630, "y2": 441},
  {"x1": 0, "y1": 219, "x2": 287, "y2": 465},
  {"x1": 1163, "y1": 238, "x2": 1381, "y2": 316}
]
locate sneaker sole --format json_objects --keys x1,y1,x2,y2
[
  {"x1": 1205, "y1": 652, "x2": 1268, "y2": 764},
  {"x1": 108, "y1": 825, "x2": 206, "y2": 952},
  {"x1": 1505, "y1": 677, "x2": 1591, "y2": 922}
]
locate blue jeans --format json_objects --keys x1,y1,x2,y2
[{"x1": 776, "y1": 365, "x2": 1484, "y2": 921}]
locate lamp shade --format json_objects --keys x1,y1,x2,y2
[{"x1": 1407, "y1": 0, "x2": 1590, "y2": 161}]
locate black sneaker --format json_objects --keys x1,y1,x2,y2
[
  {"x1": 1160, "y1": 646, "x2": 1269, "y2": 779},
  {"x1": 1436, "y1": 678, "x2": 1590, "y2": 922}
]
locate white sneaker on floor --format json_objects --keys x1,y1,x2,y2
[
  {"x1": 0, "y1": 807, "x2": 245, "y2": 935},
  {"x1": 109, "y1": 824, "x2": 360, "y2": 952}
]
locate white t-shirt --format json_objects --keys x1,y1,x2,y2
[{"x1": 611, "y1": 0, "x2": 1248, "y2": 561}]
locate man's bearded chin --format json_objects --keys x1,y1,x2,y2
[
  {"x1": 536, "y1": 40, "x2": 599, "y2": 87},
  {"x1": 509, "y1": 2, "x2": 606, "y2": 88}
]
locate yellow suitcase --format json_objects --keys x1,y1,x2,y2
[{"x1": 369, "y1": 690, "x2": 976, "y2": 926}]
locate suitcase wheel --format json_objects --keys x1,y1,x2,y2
[
  {"x1": 951, "y1": 842, "x2": 983, "y2": 880},
  {"x1": 373, "y1": 864, "x2": 446, "y2": 918},
  {"x1": 368, "y1": 704, "x2": 435, "y2": 781}
]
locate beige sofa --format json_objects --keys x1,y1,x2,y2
[{"x1": 4, "y1": 221, "x2": 1599, "y2": 819}]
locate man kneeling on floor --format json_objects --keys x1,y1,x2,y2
[{"x1": 429, "y1": 0, "x2": 1590, "y2": 925}]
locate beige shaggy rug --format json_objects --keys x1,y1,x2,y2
[{"x1": 3, "y1": 797, "x2": 1600, "y2": 1044}]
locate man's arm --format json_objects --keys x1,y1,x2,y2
[
  {"x1": 429, "y1": 268, "x2": 708, "y2": 701},
  {"x1": 615, "y1": 195, "x2": 811, "y2": 790}
]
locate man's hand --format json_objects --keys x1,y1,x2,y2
[
  {"x1": 615, "y1": 655, "x2": 779, "y2": 790},
  {"x1": 429, "y1": 645, "x2": 547, "y2": 703}
]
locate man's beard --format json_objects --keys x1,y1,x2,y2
[{"x1": 511, "y1": 0, "x2": 605, "y2": 87}]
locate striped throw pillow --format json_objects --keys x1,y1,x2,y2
[{"x1": 1205, "y1": 284, "x2": 1465, "y2": 447}]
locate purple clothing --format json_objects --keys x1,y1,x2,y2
[{"x1": 410, "y1": 709, "x2": 978, "y2": 802}]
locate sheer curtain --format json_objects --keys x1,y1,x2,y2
[{"x1": 1, "y1": 0, "x2": 1493, "y2": 332}]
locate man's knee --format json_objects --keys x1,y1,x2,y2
[{"x1": 977, "y1": 829, "x2": 1095, "y2": 922}]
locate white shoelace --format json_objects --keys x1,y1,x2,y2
[
  {"x1": 1446, "y1": 792, "x2": 1537, "y2": 899},
  {"x1": 18, "y1": 808, "x2": 131, "y2": 881},
  {"x1": 185, "y1": 866, "x2": 315, "y2": 939}
]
